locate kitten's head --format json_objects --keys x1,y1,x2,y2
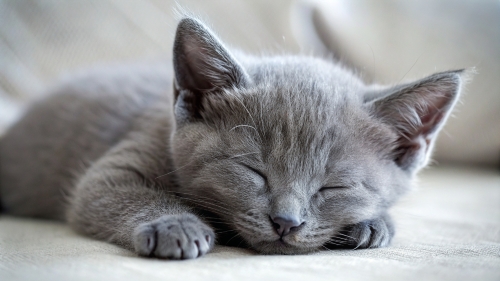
[{"x1": 170, "y1": 18, "x2": 463, "y2": 254}]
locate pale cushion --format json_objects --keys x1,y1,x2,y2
[{"x1": 1, "y1": 166, "x2": 499, "y2": 281}]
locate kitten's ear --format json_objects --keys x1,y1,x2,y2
[
  {"x1": 173, "y1": 18, "x2": 248, "y2": 99},
  {"x1": 367, "y1": 70, "x2": 464, "y2": 172}
]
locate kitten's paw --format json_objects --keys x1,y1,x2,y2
[
  {"x1": 331, "y1": 214, "x2": 394, "y2": 249},
  {"x1": 133, "y1": 213, "x2": 215, "y2": 259}
]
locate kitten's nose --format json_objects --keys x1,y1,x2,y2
[{"x1": 271, "y1": 216, "x2": 304, "y2": 237}]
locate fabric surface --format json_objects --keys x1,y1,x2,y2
[{"x1": 1, "y1": 166, "x2": 499, "y2": 281}]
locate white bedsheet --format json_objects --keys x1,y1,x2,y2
[{"x1": 1, "y1": 166, "x2": 499, "y2": 281}]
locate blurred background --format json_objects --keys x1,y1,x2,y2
[{"x1": 0, "y1": 0, "x2": 499, "y2": 169}]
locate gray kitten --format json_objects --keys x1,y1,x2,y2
[{"x1": 0, "y1": 18, "x2": 465, "y2": 259}]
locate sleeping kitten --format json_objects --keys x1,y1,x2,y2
[{"x1": 0, "y1": 17, "x2": 464, "y2": 259}]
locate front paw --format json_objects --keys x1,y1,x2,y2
[
  {"x1": 133, "y1": 213, "x2": 215, "y2": 259},
  {"x1": 331, "y1": 214, "x2": 394, "y2": 249}
]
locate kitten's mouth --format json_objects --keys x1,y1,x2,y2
[
  {"x1": 274, "y1": 238, "x2": 290, "y2": 246},
  {"x1": 252, "y1": 239, "x2": 316, "y2": 255}
]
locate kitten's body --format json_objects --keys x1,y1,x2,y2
[
  {"x1": 0, "y1": 18, "x2": 464, "y2": 259},
  {"x1": 1, "y1": 63, "x2": 174, "y2": 220}
]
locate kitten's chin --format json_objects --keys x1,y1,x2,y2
[{"x1": 251, "y1": 240, "x2": 319, "y2": 255}]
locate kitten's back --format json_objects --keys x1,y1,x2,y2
[{"x1": 0, "y1": 62, "x2": 173, "y2": 219}]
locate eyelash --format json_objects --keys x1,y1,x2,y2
[
  {"x1": 318, "y1": 186, "x2": 348, "y2": 192},
  {"x1": 243, "y1": 164, "x2": 267, "y2": 181}
]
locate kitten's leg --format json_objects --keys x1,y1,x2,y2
[
  {"x1": 66, "y1": 145, "x2": 215, "y2": 259},
  {"x1": 329, "y1": 213, "x2": 394, "y2": 249}
]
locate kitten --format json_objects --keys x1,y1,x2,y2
[{"x1": 0, "y1": 17, "x2": 465, "y2": 259}]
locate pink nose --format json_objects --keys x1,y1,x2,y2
[{"x1": 271, "y1": 216, "x2": 304, "y2": 237}]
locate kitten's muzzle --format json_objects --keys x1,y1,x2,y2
[{"x1": 270, "y1": 215, "x2": 305, "y2": 237}]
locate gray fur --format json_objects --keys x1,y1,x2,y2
[{"x1": 0, "y1": 18, "x2": 464, "y2": 258}]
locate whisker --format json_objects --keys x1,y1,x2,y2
[
  {"x1": 324, "y1": 239, "x2": 348, "y2": 248},
  {"x1": 160, "y1": 189, "x2": 231, "y2": 207},
  {"x1": 229, "y1": 125, "x2": 258, "y2": 133},
  {"x1": 215, "y1": 229, "x2": 238, "y2": 234},
  {"x1": 322, "y1": 245, "x2": 338, "y2": 252},
  {"x1": 179, "y1": 200, "x2": 233, "y2": 216},
  {"x1": 327, "y1": 237, "x2": 351, "y2": 244},
  {"x1": 225, "y1": 232, "x2": 243, "y2": 245},
  {"x1": 154, "y1": 158, "x2": 198, "y2": 179},
  {"x1": 160, "y1": 192, "x2": 232, "y2": 212},
  {"x1": 336, "y1": 232, "x2": 357, "y2": 240},
  {"x1": 228, "y1": 152, "x2": 260, "y2": 159},
  {"x1": 224, "y1": 91, "x2": 262, "y2": 141},
  {"x1": 175, "y1": 197, "x2": 233, "y2": 214},
  {"x1": 236, "y1": 237, "x2": 247, "y2": 248}
]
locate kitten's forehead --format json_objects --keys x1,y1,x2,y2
[
  {"x1": 243, "y1": 57, "x2": 366, "y2": 136},
  {"x1": 244, "y1": 56, "x2": 364, "y2": 97}
]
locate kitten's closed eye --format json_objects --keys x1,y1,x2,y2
[{"x1": 242, "y1": 164, "x2": 268, "y2": 182}]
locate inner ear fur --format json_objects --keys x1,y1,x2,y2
[
  {"x1": 172, "y1": 17, "x2": 249, "y2": 121},
  {"x1": 368, "y1": 70, "x2": 464, "y2": 172}
]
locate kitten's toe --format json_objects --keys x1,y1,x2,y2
[
  {"x1": 133, "y1": 223, "x2": 157, "y2": 256},
  {"x1": 349, "y1": 221, "x2": 372, "y2": 249},
  {"x1": 133, "y1": 213, "x2": 215, "y2": 259},
  {"x1": 367, "y1": 218, "x2": 391, "y2": 248},
  {"x1": 329, "y1": 214, "x2": 394, "y2": 249}
]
